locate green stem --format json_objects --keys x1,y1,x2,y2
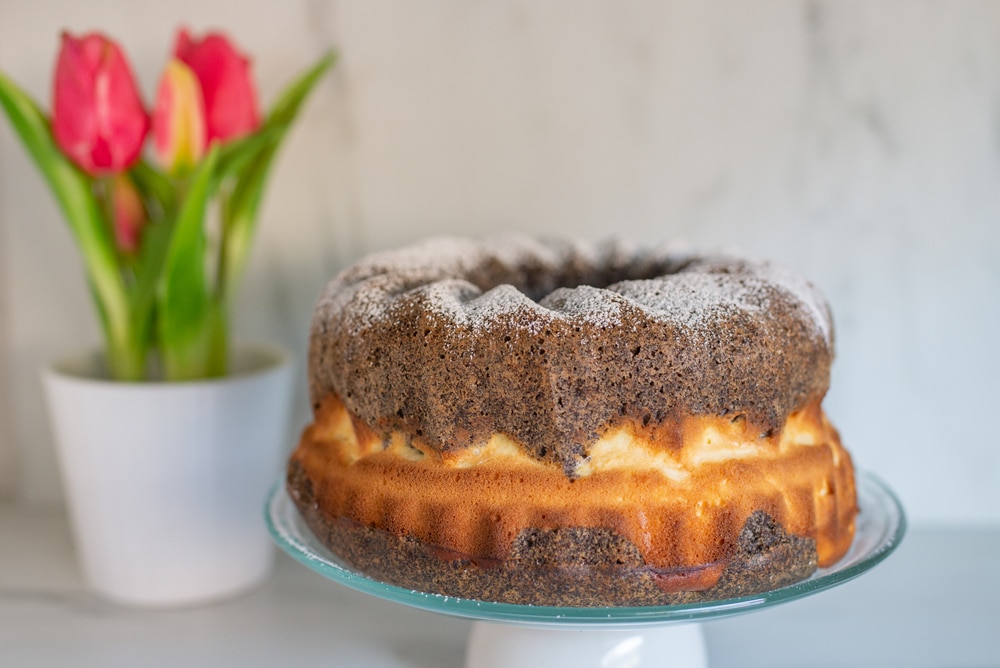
[
  {"x1": 217, "y1": 186, "x2": 231, "y2": 302},
  {"x1": 207, "y1": 302, "x2": 228, "y2": 377},
  {"x1": 160, "y1": 301, "x2": 226, "y2": 380},
  {"x1": 105, "y1": 329, "x2": 146, "y2": 381},
  {"x1": 90, "y1": 177, "x2": 144, "y2": 380}
]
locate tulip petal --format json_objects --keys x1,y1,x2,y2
[
  {"x1": 95, "y1": 41, "x2": 151, "y2": 171},
  {"x1": 152, "y1": 59, "x2": 206, "y2": 175},
  {"x1": 52, "y1": 35, "x2": 97, "y2": 165},
  {"x1": 173, "y1": 29, "x2": 259, "y2": 146},
  {"x1": 52, "y1": 32, "x2": 149, "y2": 175}
]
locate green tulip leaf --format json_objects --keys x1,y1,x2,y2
[
  {"x1": 157, "y1": 145, "x2": 221, "y2": 380},
  {"x1": 268, "y1": 50, "x2": 338, "y2": 128},
  {"x1": 0, "y1": 71, "x2": 143, "y2": 379},
  {"x1": 221, "y1": 50, "x2": 337, "y2": 299},
  {"x1": 215, "y1": 125, "x2": 282, "y2": 184}
]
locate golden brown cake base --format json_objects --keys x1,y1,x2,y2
[{"x1": 287, "y1": 394, "x2": 857, "y2": 606}]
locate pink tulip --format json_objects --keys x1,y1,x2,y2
[
  {"x1": 173, "y1": 28, "x2": 259, "y2": 146},
  {"x1": 52, "y1": 32, "x2": 149, "y2": 175},
  {"x1": 110, "y1": 174, "x2": 146, "y2": 253},
  {"x1": 152, "y1": 59, "x2": 207, "y2": 174}
]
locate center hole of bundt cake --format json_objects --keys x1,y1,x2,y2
[{"x1": 472, "y1": 255, "x2": 680, "y2": 304}]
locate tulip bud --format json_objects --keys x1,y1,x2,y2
[
  {"x1": 173, "y1": 28, "x2": 260, "y2": 145},
  {"x1": 152, "y1": 59, "x2": 207, "y2": 174},
  {"x1": 110, "y1": 174, "x2": 146, "y2": 253},
  {"x1": 52, "y1": 32, "x2": 149, "y2": 175}
]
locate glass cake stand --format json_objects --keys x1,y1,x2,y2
[{"x1": 266, "y1": 471, "x2": 905, "y2": 668}]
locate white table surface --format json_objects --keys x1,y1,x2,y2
[{"x1": 1, "y1": 504, "x2": 997, "y2": 668}]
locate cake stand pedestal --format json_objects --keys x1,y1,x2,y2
[
  {"x1": 466, "y1": 621, "x2": 706, "y2": 668},
  {"x1": 266, "y1": 472, "x2": 904, "y2": 668}
]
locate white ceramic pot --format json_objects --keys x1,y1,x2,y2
[{"x1": 43, "y1": 343, "x2": 294, "y2": 608}]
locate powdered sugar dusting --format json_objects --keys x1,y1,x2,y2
[
  {"x1": 610, "y1": 272, "x2": 767, "y2": 331},
  {"x1": 755, "y1": 262, "x2": 833, "y2": 344},
  {"x1": 338, "y1": 237, "x2": 487, "y2": 286},
  {"x1": 313, "y1": 237, "x2": 833, "y2": 347},
  {"x1": 539, "y1": 286, "x2": 625, "y2": 329},
  {"x1": 611, "y1": 259, "x2": 831, "y2": 344}
]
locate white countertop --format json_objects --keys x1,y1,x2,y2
[{"x1": 1, "y1": 505, "x2": 997, "y2": 667}]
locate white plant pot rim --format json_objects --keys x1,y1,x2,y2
[{"x1": 46, "y1": 341, "x2": 292, "y2": 387}]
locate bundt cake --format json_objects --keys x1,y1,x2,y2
[{"x1": 288, "y1": 236, "x2": 857, "y2": 606}]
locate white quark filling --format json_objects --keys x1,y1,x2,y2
[{"x1": 329, "y1": 403, "x2": 827, "y2": 483}]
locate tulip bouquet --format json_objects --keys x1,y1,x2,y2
[{"x1": 0, "y1": 30, "x2": 334, "y2": 381}]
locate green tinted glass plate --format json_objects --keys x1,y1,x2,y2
[{"x1": 266, "y1": 471, "x2": 905, "y2": 628}]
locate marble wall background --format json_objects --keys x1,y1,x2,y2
[{"x1": 1, "y1": 1, "x2": 998, "y2": 525}]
